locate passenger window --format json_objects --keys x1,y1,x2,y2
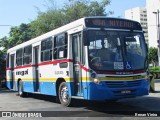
[
  {"x1": 16, "y1": 49, "x2": 23, "y2": 66},
  {"x1": 54, "y1": 33, "x2": 68, "y2": 59},
  {"x1": 23, "y1": 45, "x2": 32, "y2": 65},
  {"x1": 41, "y1": 38, "x2": 52, "y2": 62}
]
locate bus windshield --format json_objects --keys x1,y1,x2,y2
[{"x1": 88, "y1": 30, "x2": 147, "y2": 71}]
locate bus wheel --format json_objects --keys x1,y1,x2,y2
[
  {"x1": 58, "y1": 82, "x2": 71, "y2": 107},
  {"x1": 18, "y1": 80, "x2": 26, "y2": 97}
]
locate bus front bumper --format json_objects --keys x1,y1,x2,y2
[{"x1": 88, "y1": 80, "x2": 150, "y2": 101}]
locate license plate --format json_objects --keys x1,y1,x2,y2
[{"x1": 121, "y1": 90, "x2": 131, "y2": 94}]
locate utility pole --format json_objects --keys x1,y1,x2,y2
[
  {"x1": 153, "y1": 9, "x2": 160, "y2": 66},
  {"x1": 0, "y1": 25, "x2": 12, "y2": 26},
  {"x1": 157, "y1": 9, "x2": 160, "y2": 66}
]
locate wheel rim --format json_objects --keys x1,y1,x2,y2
[{"x1": 60, "y1": 85, "x2": 69, "y2": 103}]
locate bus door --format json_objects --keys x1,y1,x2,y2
[
  {"x1": 72, "y1": 33, "x2": 83, "y2": 96},
  {"x1": 33, "y1": 46, "x2": 40, "y2": 92},
  {"x1": 10, "y1": 54, "x2": 15, "y2": 89}
]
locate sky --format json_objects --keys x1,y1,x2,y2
[{"x1": 0, "y1": 0, "x2": 146, "y2": 38}]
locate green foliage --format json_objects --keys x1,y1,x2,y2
[
  {"x1": 0, "y1": 50, "x2": 6, "y2": 79},
  {"x1": 148, "y1": 47, "x2": 158, "y2": 66},
  {"x1": 149, "y1": 66, "x2": 160, "y2": 73},
  {"x1": 10, "y1": 24, "x2": 33, "y2": 44},
  {"x1": 0, "y1": 0, "x2": 112, "y2": 78},
  {"x1": 31, "y1": 0, "x2": 112, "y2": 37},
  {"x1": 0, "y1": 36, "x2": 10, "y2": 53},
  {"x1": 63, "y1": 0, "x2": 88, "y2": 23},
  {"x1": 0, "y1": 0, "x2": 112, "y2": 53},
  {"x1": 30, "y1": 9, "x2": 66, "y2": 37},
  {"x1": 0, "y1": 23, "x2": 33, "y2": 53}
]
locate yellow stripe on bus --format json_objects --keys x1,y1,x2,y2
[
  {"x1": 6, "y1": 77, "x2": 91, "y2": 82},
  {"x1": 6, "y1": 76, "x2": 145, "y2": 82},
  {"x1": 39, "y1": 78, "x2": 73, "y2": 82}
]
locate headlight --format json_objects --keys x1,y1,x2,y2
[
  {"x1": 145, "y1": 76, "x2": 149, "y2": 80},
  {"x1": 93, "y1": 78, "x2": 101, "y2": 84}
]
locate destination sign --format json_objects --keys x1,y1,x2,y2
[{"x1": 85, "y1": 18, "x2": 142, "y2": 30}]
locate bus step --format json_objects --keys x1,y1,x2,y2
[
  {"x1": 34, "y1": 92, "x2": 41, "y2": 94},
  {"x1": 10, "y1": 89, "x2": 16, "y2": 91},
  {"x1": 71, "y1": 96, "x2": 83, "y2": 99}
]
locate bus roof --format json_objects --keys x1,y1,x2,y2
[
  {"x1": 7, "y1": 16, "x2": 142, "y2": 53},
  {"x1": 7, "y1": 17, "x2": 85, "y2": 53}
]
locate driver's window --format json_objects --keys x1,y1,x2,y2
[{"x1": 126, "y1": 35, "x2": 142, "y2": 56}]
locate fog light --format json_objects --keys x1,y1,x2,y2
[
  {"x1": 145, "y1": 76, "x2": 149, "y2": 80},
  {"x1": 94, "y1": 78, "x2": 100, "y2": 84}
]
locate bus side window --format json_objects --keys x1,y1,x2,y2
[
  {"x1": 16, "y1": 48, "x2": 23, "y2": 66},
  {"x1": 41, "y1": 38, "x2": 52, "y2": 62},
  {"x1": 53, "y1": 33, "x2": 68, "y2": 59},
  {"x1": 23, "y1": 45, "x2": 32, "y2": 65}
]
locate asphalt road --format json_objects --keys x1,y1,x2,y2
[{"x1": 0, "y1": 80, "x2": 160, "y2": 119}]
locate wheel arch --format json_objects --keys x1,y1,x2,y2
[
  {"x1": 55, "y1": 78, "x2": 66, "y2": 96},
  {"x1": 17, "y1": 78, "x2": 22, "y2": 90}
]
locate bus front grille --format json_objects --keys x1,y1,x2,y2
[{"x1": 105, "y1": 80, "x2": 142, "y2": 88}]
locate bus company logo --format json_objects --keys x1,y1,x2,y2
[
  {"x1": 2, "y1": 112, "x2": 11, "y2": 117},
  {"x1": 16, "y1": 69, "x2": 28, "y2": 76}
]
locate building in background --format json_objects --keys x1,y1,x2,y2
[
  {"x1": 125, "y1": 7, "x2": 148, "y2": 44},
  {"x1": 146, "y1": 0, "x2": 160, "y2": 48}
]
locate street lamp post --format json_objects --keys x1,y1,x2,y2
[
  {"x1": 153, "y1": 9, "x2": 160, "y2": 66},
  {"x1": 0, "y1": 25, "x2": 12, "y2": 26}
]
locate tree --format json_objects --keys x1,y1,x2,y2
[
  {"x1": 148, "y1": 47, "x2": 158, "y2": 67},
  {"x1": 0, "y1": 23, "x2": 33, "y2": 52},
  {"x1": 9, "y1": 23, "x2": 33, "y2": 45},
  {"x1": 0, "y1": 36, "x2": 10, "y2": 53},
  {"x1": 0, "y1": 50, "x2": 6, "y2": 80},
  {"x1": 0, "y1": 0, "x2": 113, "y2": 52},
  {"x1": 30, "y1": 9, "x2": 65, "y2": 38},
  {"x1": 30, "y1": 0, "x2": 112, "y2": 37}
]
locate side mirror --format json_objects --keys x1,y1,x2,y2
[
  {"x1": 83, "y1": 30, "x2": 90, "y2": 46},
  {"x1": 146, "y1": 43, "x2": 148, "y2": 52}
]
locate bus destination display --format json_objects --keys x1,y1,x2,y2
[{"x1": 85, "y1": 18, "x2": 142, "y2": 30}]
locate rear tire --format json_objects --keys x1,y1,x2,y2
[
  {"x1": 18, "y1": 80, "x2": 26, "y2": 97},
  {"x1": 58, "y1": 82, "x2": 72, "y2": 107}
]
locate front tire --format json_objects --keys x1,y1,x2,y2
[{"x1": 58, "y1": 82, "x2": 72, "y2": 106}]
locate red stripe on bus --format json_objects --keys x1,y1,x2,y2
[
  {"x1": 38, "y1": 59, "x2": 73, "y2": 66},
  {"x1": 132, "y1": 70, "x2": 146, "y2": 74},
  {"x1": 6, "y1": 68, "x2": 11, "y2": 70},
  {"x1": 14, "y1": 64, "x2": 34, "y2": 69},
  {"x1": 6, "y1": 59, "x2": 90, "y2": 72},
  {"x1": 38, "y1": 59, "x2": 90, "y2": 72},
  {"x1": 6, "y1": 65, "x2": 34, "y2": 70},
  {"x1": 78, "y1": 62, "x2": 90, "y2": 72}
]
